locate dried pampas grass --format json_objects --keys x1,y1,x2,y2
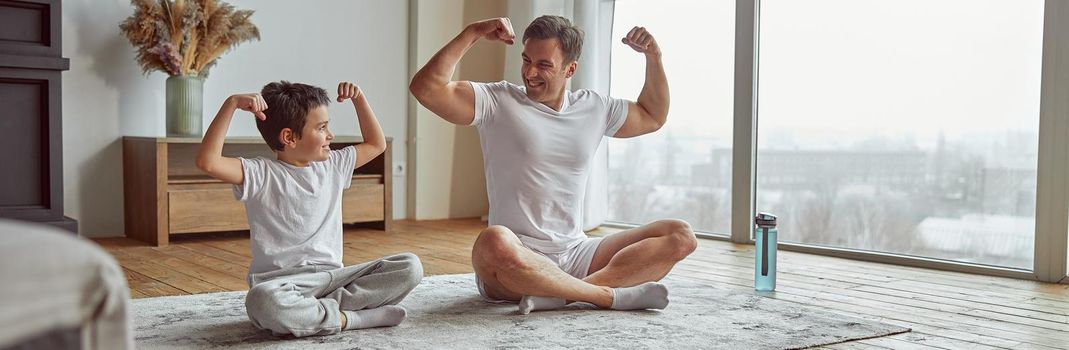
[{"x1": 120, "y1": 0, "x2": 260, "y2": 77}]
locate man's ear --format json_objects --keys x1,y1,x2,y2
[
  {"x1": 565, "y1": 61, "x2": 578, "y2": 78},
  {"x1": 279, "y1": 128, "x2": 297, "y2": 149}
]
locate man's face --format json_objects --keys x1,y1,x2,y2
[
  {"x1": 291, "y1": 105, "x2": 334, "y2": 162},
  {"x1": 521, "y1": 37, "x2": 576, "y2": 105}
]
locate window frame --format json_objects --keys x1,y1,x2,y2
[{"x1": 604, "y1": 0, "x2": 1068, "y2": 283}]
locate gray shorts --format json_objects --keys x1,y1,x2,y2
[{"x1": 475, "y1": 237, "x2": 605, "y2": 303}]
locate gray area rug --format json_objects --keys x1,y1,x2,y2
[{"x1": 132, "y1": 273, "x2": 908, "y2": 349}]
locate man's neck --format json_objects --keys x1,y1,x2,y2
[{"x1": 540, "y1": 91, "x2": 566, "y2": 112}]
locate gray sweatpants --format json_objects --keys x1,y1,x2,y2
[{"x1": 244, "y1": 253, "x2": 423, "y2": 337}]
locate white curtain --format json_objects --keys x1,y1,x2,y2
[
  {"x1": 505, "y1": 0, "x2": 616, "y2": 231},
  {"x1": 573, "y1": 0, "x2": 616, "y2": 231}
]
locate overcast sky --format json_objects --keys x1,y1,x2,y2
[{"x1": 609, "y1": 0, "x2": 1044, "y2": 150}]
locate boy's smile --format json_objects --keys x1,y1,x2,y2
[{"x1": 279, "y1": 105, "x2": 333, "y2": 167}]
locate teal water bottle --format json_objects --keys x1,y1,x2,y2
[{"x1": 754, "y1": 212, "x2": 778, "y2": 292}]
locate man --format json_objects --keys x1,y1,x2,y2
[{"x1": 410, "y1": 15, "x2": 696, "y2": 314}]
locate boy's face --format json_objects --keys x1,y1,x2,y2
[
  {"x1": 521, "y1": 37, "x2": 576, "y2": 104},
  {"x1": 287, "y1": 105, "x2": 334, "y2": 162}
]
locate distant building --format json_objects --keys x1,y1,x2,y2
[{"x1": 695, "y1": 148, "x2": 927, "y2": 189}]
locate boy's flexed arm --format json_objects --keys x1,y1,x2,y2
[
  {"x1": 337, "y1": 82, "x2": 386, "y2": 169},
  {"x1": 409, "y1": 17, "x2": 515, "y2": 125},
  {"x1": 196, "y1": 94, "x2": 268, "y2": 185}
]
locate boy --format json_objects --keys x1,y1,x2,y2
[{"x1": 196, "y1": 81, "x2": 422, "y2": 337}]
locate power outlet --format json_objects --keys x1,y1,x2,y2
[{"x1": 393, "y1": 163, "x2": 406, "y2": 177}]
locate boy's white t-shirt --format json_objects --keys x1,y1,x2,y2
[
  {"x1": 233, "y1": 146, "x2": 357, "y2": 280},
  {"x1": 471, "y1": 81, "x2": 628, "y2": 254}
]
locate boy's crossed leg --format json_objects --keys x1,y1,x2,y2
[{"x1": 245, "y1": 253, "x2": 423, "y2": 337}]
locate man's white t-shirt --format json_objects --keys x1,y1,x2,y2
[
  {"x1": 471, "y1": 81, "x2": 628, "y2": 254},
  {"x1": 233, "y1": 146, "x2": 357, "y2": 281}
]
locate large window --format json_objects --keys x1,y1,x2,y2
[
  {"x1": 606, "y1": 0, "x2": 735, "y2": 234},
  {"x1": 756, "y1": 0, "x2": 1043, "y2": 269}
]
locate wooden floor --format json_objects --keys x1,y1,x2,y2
[{"x1": 95, "y1": 219, "x2": 1069, "y2": 349}]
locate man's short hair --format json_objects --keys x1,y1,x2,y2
[
  {"x1": 523, "y1": 15, "x2": 584, "y2": 63},
  {"x1": 257, "y1": 81, "x2": 330, "y2": 151}
]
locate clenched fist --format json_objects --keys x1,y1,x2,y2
[
  {"x1": 469, "y1": 17, "x2": 516, "y2": 45},
  {"x1": 337, "y1": 82, "x2": 364, "y2": 102},
  {"x1": 229, "y1": 93, "x2": 267, "y2": 121},
  {"x1": 622, "y1": 26, "x2": 661, "y2": 57}
]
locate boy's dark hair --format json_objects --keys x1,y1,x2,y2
[
  {"x1": 523, "y1": 15, "x2": 584, "y2": 63},
  {"x1": 257, "y1": 81, "x2": 330, "y2": 151}
]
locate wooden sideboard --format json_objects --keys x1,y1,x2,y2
[{"x1": 122, "y1": 136, "x2": 392, "y2": 246}]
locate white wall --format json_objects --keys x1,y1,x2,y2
[
  {"x1": 407, "y1": 0, "x2": 501, "y2": 220},
  {"x1": 451, "y1": 0, "x2": 504, "y2": 218},
  {"x1": 61, "y1": 0, "x2": 410, "y2": 237},
  {"x1": 408, "y1": 0, "x2": 466, "y2": 221}
]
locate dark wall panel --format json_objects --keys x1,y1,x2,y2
[
  {"x1": 0, "y1": 78, "x2": 46, "y2": 207},
  {"x1": 0, "y1": 1, "x2": 47, "y2": 45},
  {"x1": 0, "y1": 0, "x2": 73, "y2": 232}
]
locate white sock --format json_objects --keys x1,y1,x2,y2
[
  {"x1": 342, "y1": 305, "x2": 407, "y2": 330},
  {"x1": 610, "y1": 282, "x2": 669, "y2": 311},
  {"x1": 518, "y1": 295, "x2": 568, "y2": 314}
]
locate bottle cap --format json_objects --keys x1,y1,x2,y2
[{"x1": 755, "y1": 212, "x2": 777, "y2": 228}]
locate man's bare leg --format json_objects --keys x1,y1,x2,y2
[
  {"x1": 516, "y1": 219, "x2": 696, "y2": 313},
  {"x1": 472, "y1": 225, "x2": 613, "y2": 307},
  {"x1": 472, "y1": 225, "x2": 670, "y2": 314},
  {"x1": 583, "y1": 219, "x2": 697, "y2": 287}
]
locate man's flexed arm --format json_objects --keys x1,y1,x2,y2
[
  {"x1": 409, "y1": 18, "x2": 515, "y2": 125},
  {"x1": 196, "y1": 94, "x2": 267, "y2": 185},
  {"x1": 613, "y1": 27, "x2": 670, "y2": 138}
]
